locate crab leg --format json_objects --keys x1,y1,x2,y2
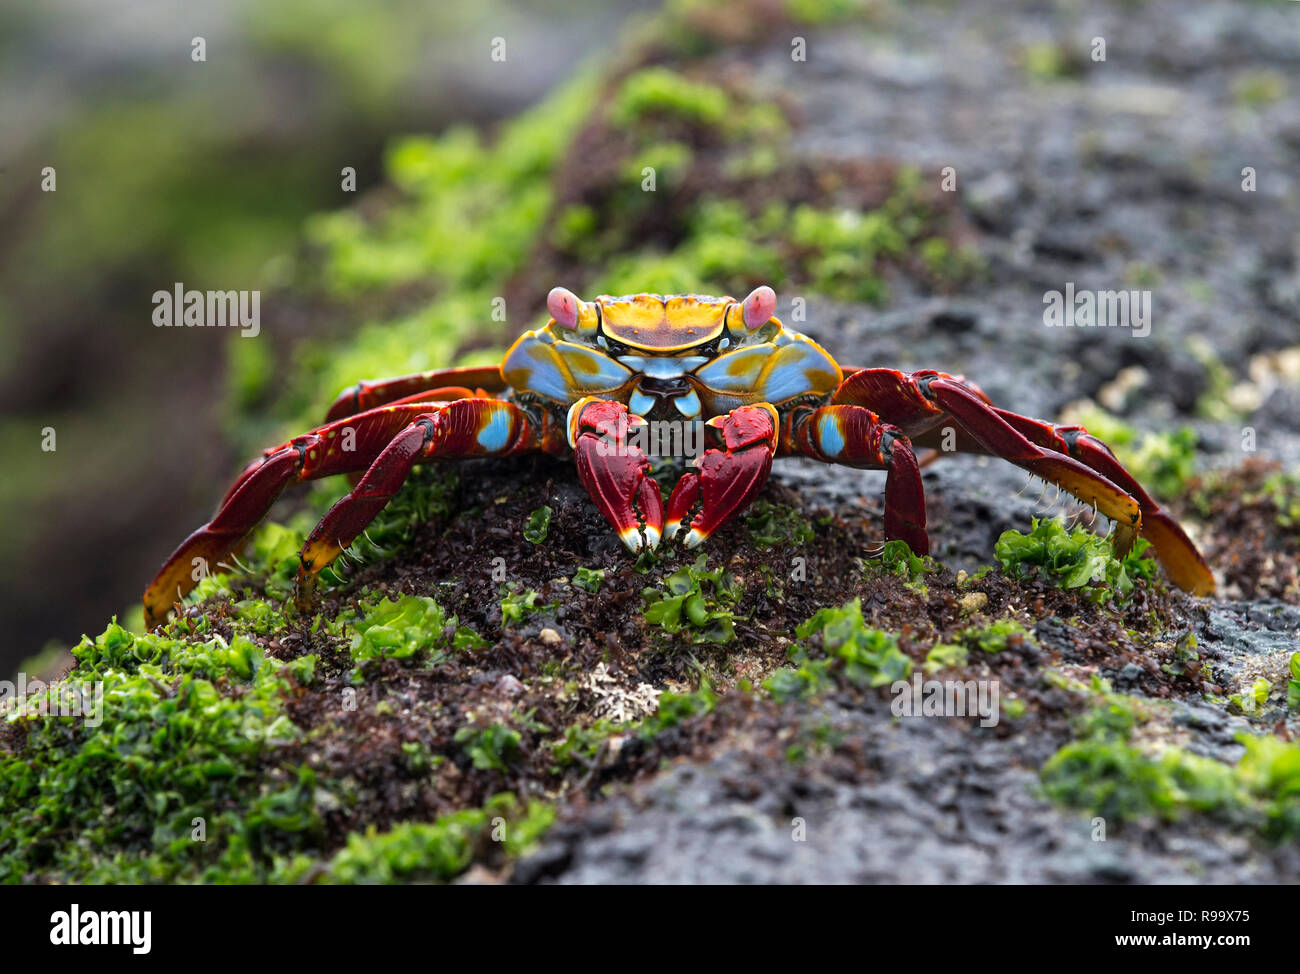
[
  {"x1": 570, "y1": 398, "x2": 664, "y2": 552},
  {"x1": 663, "y1": 404, "x2": 779, "y2": 548},
  {"x1": 833, "y1": 368, "x2": 1213, "y2": 595},
  {"x1": 143, "y1": 399, "x2": 535, "y2": 626},
  {"x1": 985, "y1": 411, "x2": 1214, "y2": 595},
  {"x1": 784, "y1": 404, "x2": 928, "y2": 554},
  {"x1": 293, "y1": 398, "x2": 539, "y2": 609},
  {"x1": 324, "y1": 365, "x2": 507, "y2": 423}
]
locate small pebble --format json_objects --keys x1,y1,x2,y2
[
  {"x1": 494, "y1": 674, "x2": 524, "y2": 697},
  {"x1": 960, "y1": 592, "x2": 988, "y2": 613},
  {"x1": 539, "y1": 627, "x2": 563, "y2": 646}
]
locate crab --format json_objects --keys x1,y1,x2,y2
[{"x1": 143, "y1": 285, "x2": 1215, "y2": 626}]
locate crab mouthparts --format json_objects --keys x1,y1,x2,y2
[{"x1": 628, "y1": 377, "x2": 703, "y2": 419}]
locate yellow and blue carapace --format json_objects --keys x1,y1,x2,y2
[{"x1": 144, "y1": 285, "x2": 1214, "y2": 626}]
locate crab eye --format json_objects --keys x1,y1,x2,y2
[
  {"x1": 547, "y1": 286, "x2": 583, "y2": 330},
  {"x1": 741, "y1": 285, "x2": 777, "y2": 330}
]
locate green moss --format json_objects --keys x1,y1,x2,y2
[
  {"x1": 500, "y1": 589, "x2": 548, "y2": 626},
  {"x1": 1232, "y1": 69, "x2": 1287, "y2": 109},
  {"x1": 549, "y1": 682, "x2": 718, "y2": 770},
  {"x1": 1191, "y1": 466, "x2": 1300, "y2": 533},
  {"x1": 588, "y1": 157, "x2": 969, "y2": 308},
  {"x1": 648, "y1": 683, "x2": 719, "y2": 732},
  {"x1": 611, "y1": 67, "x2": 732, "y2": 129},
  {"x1": 766, "y1": 599, "x2": 911, "y2": 702},
  {"x1": 314, "y1": 795, "x2": 555, "y2": 884},
  {"x1": 744, "y1": 500, "x2": 815, "y2": 548},
  {"x1": 455, "y1": 724, "x2": 524, "y2": 773},
  {"x1": 0, "y1": 621, "x2": 320, "y2": 882},
  {"x1": 957, "y1": 618, "x2": 1031, "y2": 654},
  {"x1": 226, "y1": 335, "x2": 277, "y2": 413},
  {"x1": 572, "y1": 566, "x2": 606, "y2": 594},
  {"x1": 641, "y1": 554, "x2": 740, "y2": 644},
  {"x1": 870, "y1": 538, "x2": 934, "y2": 587},
  {"x1": 524, "y1": 506, "x2": 553, "y2": 544},
  {"x1": 550, "y1": 718, "x2": 625, "y2": 770},
  {"x1": 1260, "y1": 471, "x2": 1300, "y2": 529},
  {"x1": 1040, "y1": 678, "x2": 1300, "y2": 840},
  {"x1": 1042, "y1": 737, "x2": 1242, "y2": 823},
  {"x1": 1227, "y1": 678, "x2": 1273, "y2": 717},
  {"x1": 1021, "y1": 42, "x2": 1083, "y2": 82},
  {"x1": 784, "y1": 0, "x2": 867, "y2": 26},
  {"x1": 623, "y1": 140, "x2": 695, "y2": 189},
  {"x1": 994, "y1": 517, "x2": 1157, "y2": 605},
  {"x1": 918, "y1": 236, "x2": 986, "y2": 286},
  {"x1": 312, "y1": 70, "x2": 599, "y2": 297},
  {"x1": 1181, "y1": 336, "x2": 1242, "y2": 422},
  {"x1": 348, "y1": 593, "x2": 486, "y2": 667},
  {"x1": 923, "y1": 642, "x2": 968, "y2": 673}
]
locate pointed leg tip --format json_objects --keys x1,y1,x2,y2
[
  {"x1": 662, "y1": 520, "x2": 681, "y2": 542},
  {"x1": 619, "y1": 528, "x2": 644, "y2": 553},
  {"x1": 682, "y1": 528, "x2": 709, "y2": 549}
]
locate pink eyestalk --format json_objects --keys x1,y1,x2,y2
[
  {"x1": 740, "y1": 285, "x2": 777, "y2": 330},
  {"x1": 548, "y1": 286, "x2": 583, "y2": 330}
]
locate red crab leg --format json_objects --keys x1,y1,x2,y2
[
  {"x1": 219, "y1": 370, "x2": 511, "y2": 510},
  {"x1": 143, "y1": 398, "x2": 535, "y2": 626},
  {"x1": 293, "y1": 398, "x2": 539, "y2": 609},
  {"x1": 324, "y1": 365, "x2": 507, "y2": 423},
  {"x1": 783, "y1": 404, "x2": 928, "y2": 554},
  {"x1": 664, "y1": 404, "x2": 779, "y2": 548},
  {"x1": 570, "y1": 398, "x2": 664, "y2": 552},
  {"x1": 834, "y1": 368, "x2": 1213, "y2": 595},
  {"x1": 989, "y1": 412, "x2": 1214, "y2": 596}
]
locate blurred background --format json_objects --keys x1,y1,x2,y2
[{"x1": 0, "y1": 0, "x2": 653, "y2": 675}]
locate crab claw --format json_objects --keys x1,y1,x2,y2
[
  {"x1": 664, "y1": 404, "x2": 777, "y2": 547},
  {"x1": 571, "y1": 399, "x2": 664, "y2": 552}
]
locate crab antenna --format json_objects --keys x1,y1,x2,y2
[
  {"x1": 547, "y1": 286, "x2": 583, "y2": 329},
  {"x1": 740, "y1": 285, "x2": 777, "y2": 329}
]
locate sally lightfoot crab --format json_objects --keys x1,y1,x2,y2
[{"x1": 143, "y1": 286, "x2": 1215, "y2": 626}]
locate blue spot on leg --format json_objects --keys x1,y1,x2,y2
[
  {"x1": 817, "y1": 413, "x2": 845, "y2": 458},
  {"x1": 477, "y1": 410, "x2": 512, "y2": 452}
]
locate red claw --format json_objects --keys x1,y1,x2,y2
[
  {"x1": 664, "y1": 470, "x2": 701, "y2": 542},
  {"x1": 572, "y1": 400, "x2": 664, "y2": 551},
  {"x1": 664, "y1": 404, "x2": 777, "y2": 548}
]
